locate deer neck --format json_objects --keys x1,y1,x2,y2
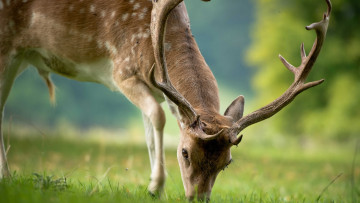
[{"x1": 164, "y1": 4, "x2": 220, "y2": 115}]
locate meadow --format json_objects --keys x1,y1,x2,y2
[{"x1": 0, "y1": 126, "x2": 358, "y2": 203}]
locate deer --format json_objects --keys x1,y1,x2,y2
[{"x1": 0, "y1": 0, "x2": 331, "y2": 201}]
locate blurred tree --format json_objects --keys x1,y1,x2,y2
[{"x1": 247, "y1": 0, "x2": 360, "y2": 139}]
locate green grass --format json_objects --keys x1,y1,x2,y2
[{"x1": 1, "y1": 131, "x2": 359, "y2": 202}]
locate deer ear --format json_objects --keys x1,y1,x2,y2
[{"x1": 224, "y1": 95, "x2": 245, "y2": 122}]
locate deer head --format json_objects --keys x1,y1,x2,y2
[{"x1": 150, "y1": 0, "x2": 331, "y2": 200}]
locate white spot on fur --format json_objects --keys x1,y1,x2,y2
[
  {"x1": 97, "y1": 41, "x2": 104, "y2": 49},
  {"x1": 115, "y1": 68, "x2": 123, "y2": 76},
  {"x1": 0, "y1": 1, "x2": 3, "y2": 10},
  {"x1": 142, "y1": 33, "x2": 149, "y2": 38},
  {"x1": 90, "y1": 5, "x2": 95, "y2": 13},
  {"x1": 142, "y1": 29, "x2": 150, "y2": 38},
  {"x1": 132, "y1": 13, "x2": 137, "y2": 17},
  {"x1": 30, "y1": 12, "x2": 40, "y2": 26},
  {"x1": 137, "y1": 32, "x2": 143, "y2": 39},
  {"x1": 101, "y1": 10, "x2": 106, "y2": 18},
  {"x1": 129, "y1": 0, "x2": 135, "y2": 4},
  {"x1": 138, "y1": 13, "x2": 145, "y2": 20},
  {"x1": 111, "y1": 11, "x2": 116, "y2": 18},
  {"x1": 122, "y1": 13, "x2": 129, "y2": 21},
  {"x1": 164, "y1": 43, "x2": 172, "y2": 51},
  {"x1": 133, "y1": 3, "x2": 140, "y2": 10},
  {"x1": 105, "y1": 41, "x2": 118, "y2": 55},
  {"x1": 124, "y1": 57, "x2": 130, "y2": 62},
  {"x1": 131, "y1": 34, "x2": 136, "y2": 42},
  {"x1": 114, "y1": 57, "x2": 123, "y2": 65},
  {"x1": 170, "y1": 26, "x2": 181, "y2": 32},
  {"x1": 23, "y1": 0, "x2": 28, "y2": 3},
  {"x1": 6, "y1": 0, "x2": 10, "y2": 6},
  {"x1": 139, "y1": 7, "x2": 148, "y2": 20},
  {"x1": 131, "y1": 46, "x2": 136, "y2": 56}
]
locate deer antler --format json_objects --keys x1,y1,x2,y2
[
  {"x1": 150, "y1": 0, "x2": 198, "y2": 124},
  {"x1": 230, "y1": 0, "x2": 332, "y2": 144}
]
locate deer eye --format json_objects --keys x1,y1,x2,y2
[{"x1": 182, "y1": 148, "x2": 189, "y2": 159}]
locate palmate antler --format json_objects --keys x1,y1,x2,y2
[{"x1": 230, "y1": 0, "x2": 332, "y2": 144}]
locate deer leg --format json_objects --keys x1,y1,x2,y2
[
  {"x1": 142, "y1": 113, "x2": 156, "y2": 169},
  {"x1": 0, "y1": 113, "x2": 9, "y2": 178},
  {"x1": 116, "y1": 76, "x2": 166, "y2": 196},
  {"x1": 0, "y1": 55, "x2": 26, "y2": 178}
]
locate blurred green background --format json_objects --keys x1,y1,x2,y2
[
  {"x1": 1, "y1": 0, "x2": 359, "y2": 202},
  {"x1": 4, "y1": 0, "x2": 360, "y2": 139}
]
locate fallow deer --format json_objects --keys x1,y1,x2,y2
[{"x1": 0, "y1": 0, "x2": 331, "y2": 201}]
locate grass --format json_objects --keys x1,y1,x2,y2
[{"x1": 1, "y1": 129, "x2": 359, "y2": 202}]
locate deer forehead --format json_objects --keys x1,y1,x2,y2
[{"x1": 188, "y1": 143, "x2": 230, "y2": 171}]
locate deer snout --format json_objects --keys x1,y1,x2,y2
[
  {"x1": 186, "y1": 192, "x2": 211, "y2": 202},
  {"x1": 185, "y1": 176, "x2": 214, "y2": 202}
]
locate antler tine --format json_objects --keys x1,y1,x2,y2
[
  {"x1": 196, "y1": 129, "x2": 225, "y2": 142},
  {"x1": 279, "y1": 54, "x2": 297, "y2": 74},
  {"x1": 230, "y1": 0, "x2": 331, "y2": 142},
  {"x1": 300, "y1": 43, "x2": 306, "y2": 59},
  {"x1": 150, "y1": 0, "x2": 198, "y2": 123},
  {"x1": 326, "y1": 0, "x2": 332, "y2": 17}
]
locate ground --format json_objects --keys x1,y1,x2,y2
[{"x1": 0, "y1": 127, "x2": 358, "y2": 202}]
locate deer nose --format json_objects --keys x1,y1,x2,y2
[
  {"x1": 186, "y1": 195, "x2": 195, "y2": 201},
  {"x1": 196, "y1": 193, "x2": 211, "y2": 202},
  {"x1": 186, "y1": 194, "x2": 210, "y2": 202}
]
